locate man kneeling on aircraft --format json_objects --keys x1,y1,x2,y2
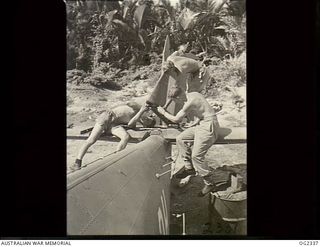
[
  {"x1": 157, "y1": 90, "x2": 221, "y2": 197},
  {"x1": 69, "y1": 100, "x2": 155, "y2": 172}
]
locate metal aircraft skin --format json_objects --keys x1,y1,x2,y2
[{"x1": 67, "y1": 135, "x2": 171, "y2": 235}]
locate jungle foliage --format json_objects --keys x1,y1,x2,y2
[{"x1": 66, "y1": 0, "x2": 246, "y2": 88}]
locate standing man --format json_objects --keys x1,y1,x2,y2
[
  {"x1": 157, "y1": 91, "x2": 220, "y2": 197},
  {"x1": 127, "y1": 47, "x2": 211, "y2": 127}
]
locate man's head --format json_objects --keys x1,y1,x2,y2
[
  {"x1": 162, "y1": 60, "x2": 174, "y2": 72},
  {"x1": 140, "y1": 115, "x2": 156, "y2": 128},
  {"x1": 162, "y1": 60, "x2": 180, "y2": 78}
]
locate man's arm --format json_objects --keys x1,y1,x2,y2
[
  {"x1": 128, "y1": 104, "x2": 149, "y2": 128},
  {"x1": 157, "y1": 102, "x2": 191, "y2": 123}
]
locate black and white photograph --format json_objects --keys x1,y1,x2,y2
[{"x1": 66, "y1": 0, "x2": 247, "y2": 236}]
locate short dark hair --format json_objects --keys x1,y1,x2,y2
[{"x1": 162, "y1": 61, "x2": 175, "y2": 72}]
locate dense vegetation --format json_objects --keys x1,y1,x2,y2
[{"x1": 66, "y1": 0, "x2": 246, "y2": 90}]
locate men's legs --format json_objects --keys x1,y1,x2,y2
[
  {"x1": 175, "y1": 127, "x2": 197, "y2": 178},
  {"x1": 70, "y1": 123, "x2": 104, "y2": 171},
  {"x1": 111, "y1": 126, "x2": 130, "y2": 152},
  {"x1": 176, "y1": 126, "x2": 196, "y2": 169},
  {"x1": 192, "y1": 120, "x2": 218, "y2": 187}
]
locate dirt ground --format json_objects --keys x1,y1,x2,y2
[{"x1": 66, "y1": 66, "x2": 246, "y2": 235}]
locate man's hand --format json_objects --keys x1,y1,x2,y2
[
  {"x1": 143, "y1": 102, "x2": 152, "y2": 110},
  {"x1": 183, "y1": 120, "x2": 199, "y2": 128},
  {"x1": 157, "y1": 105, "x2": 187, "y2": 124},
  {"x1": 128, "y1": 103, "x2": 150, "y2": 128},
  {"x1": 157, "y1": 106, "x2": 166, "y2": 115},
  {"x1": 183, "y1": 122, "x2": 194, "y2": 128}
]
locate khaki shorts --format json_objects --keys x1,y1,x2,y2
[{"x1": 96, "y1": 111, "x2": 115, "y2": 134}]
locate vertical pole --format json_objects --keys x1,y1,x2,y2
[{"x1": 182, "y1": 213, "x2": 186, "y2": 235}]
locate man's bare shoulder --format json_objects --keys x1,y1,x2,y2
[
  {"x1": 187, "y1": 92, "x2": 203, "y2": 97},
  {"x1": 186, "y1": 92, "x2": 205, "y2": 100},
  {"x1": 183, "y1": 92, "x2": 202, "y2": 110}
]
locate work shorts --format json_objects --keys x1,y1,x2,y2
[{"x1": 96, "y1": 111, "x2": 116, "y2": 134}]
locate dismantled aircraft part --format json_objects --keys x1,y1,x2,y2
[{"x1": 67, "y1": 135, "x2": 171, "y2": 235}]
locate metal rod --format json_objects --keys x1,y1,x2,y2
[
  {"x1": 155, "y1": 169, "x2": 171, "y2": 179},
  {"x1": 182, "y1": 213, "x2": 186, "y2": 235},
  {"x1": 162, "y1": 161, "x2": 173, "y2": 168}
]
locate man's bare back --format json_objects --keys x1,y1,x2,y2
[
  {"x1": 183, "y1": 92, "x2": 216, "y2": 120},
  {"x1": 111, "y1": 97, "x2": 153, "y2": 127},
  {"x1": 111, "y1": 104, "x2": 139, "y2": 125},
  {"x1": 157, "y1": 92, "x2": 217, "y2": 124}
]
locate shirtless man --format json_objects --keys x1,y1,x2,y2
[
  {"x1": 127, "y1": 48, "x2": 210, "y2": 127},
  {"x1": 69, "y1": 100, "x2": 155, "y2": 172},
  {"x1": 157, "y1": 91, "x2": 220, "y2": 196}
]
